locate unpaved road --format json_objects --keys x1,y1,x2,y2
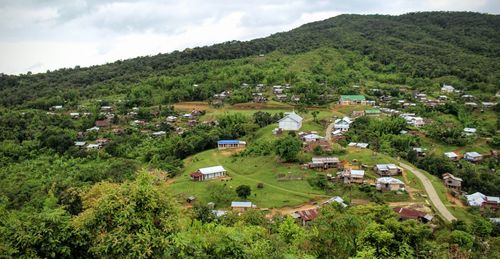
[
  {"x1": 325, "y1": 122, "x2": 334, "y2": 141},
  {"x1": 399, "y1": 162, "x2": 456, "y2": 222}
]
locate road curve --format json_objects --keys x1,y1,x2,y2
[{"x1": 399, "y1": 162, "x2": 456, "y2": 222}]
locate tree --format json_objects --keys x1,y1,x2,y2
[
  {"x1": 236, "y1": 185, "x2": 251, "y2": 199},
  {"x1": 72, "y1": 173, "x2": 181, "y2": 258},
  {"x1": 274, "y1": 135, "x2": 302, "y2": 162},
  {"x1": 450, "y1": 230, "x2": 474, "y2": 250},
  {"x1": 311, "y1": 111, "x2": 319, "y2": 122}
]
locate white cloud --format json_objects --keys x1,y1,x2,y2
[{"x1": 0, "y1": 0, "x2": 498, "y2": 74}]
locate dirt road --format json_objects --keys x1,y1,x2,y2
[
  {"x1": 399, "y1": 162, "x2": 456, "y2": 222},
  {"x1": 325, "y1": 122, "x2": 334, "y2": 141}
]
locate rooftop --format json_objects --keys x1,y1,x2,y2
[
  {"x1": 340, "y1": 95, "x2": 366, "y2": 101},
  {"x1": 198, "y1": 166, "x2": 226, "y2": 175}
]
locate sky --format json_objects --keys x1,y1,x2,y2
[{"x1": 0, "y1": 0, "x2": 499, "y2": 75}]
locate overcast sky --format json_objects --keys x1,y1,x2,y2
[{"x1": 0, "y1": 0, "x2": 498, "y2": 75}]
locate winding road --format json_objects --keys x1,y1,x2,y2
[{"x1": 399, "y1": 162, "x2": 456, "y2": 222}]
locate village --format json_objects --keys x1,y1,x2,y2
[{"x1": 44, "y1": 81, "x2": 499, "y2": 226}]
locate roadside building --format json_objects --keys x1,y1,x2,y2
[
  {"x1": 374, "y1": 164, "x2": 402, "y2": 176},
  {"x1": 376, "y1": 177, "x2": 405, "y2": 191},
  {"x1": 442, "y1": 173, "x2": 462, "y2": 191}
]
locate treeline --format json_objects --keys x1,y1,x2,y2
[
  {"x1": 1, "y1": 173, "x2": 498, "y2": 258},
  {"x1": 1, "y1": 12, "x2": 499, "y2": 107}
]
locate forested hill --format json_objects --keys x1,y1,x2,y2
[{"x1": 1, "y1": 11, "x2": 499, "y2": 107}]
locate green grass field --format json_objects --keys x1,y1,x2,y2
[{"x1": 168, "y1": 149, "x2": 328, "y2": 208}]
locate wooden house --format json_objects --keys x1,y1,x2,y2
[
  {"x1": 338, "y1": 169, "x2": 365, "y2": 184},
  {"x1": 374, "y1": 164, "x2": 402, "y2": 176},
  {"x1": 442, "y1": 173, "x2": 462, "y2": 191}
]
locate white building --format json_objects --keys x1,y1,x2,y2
[
  {"x1": 334, "y1": 117, "x2": 353, "y2": 132},
  {"x1": 441, "y1": 84, "x2": 455, "y2": 93},
  {"x1": 190, "y1": 165, "x2": 227, "y2": 181},
  {"x1": 463, "y1": 128, "x2": 477, "y2": 136},
  {"x1": 444, "y1": 152, "x2": 459, "y2": 161},
  {"x1": 278, "y1": 112, "x2": 303, "y2": 131}
]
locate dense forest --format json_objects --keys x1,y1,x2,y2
[
  {"x1": 0, "y1": 12, "x2": 499, "y2": 258},
  {"x1": 1, "y1": 12, "x2": 499, "y2": 107}
]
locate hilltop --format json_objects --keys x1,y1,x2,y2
[{"x1": 1, "y1": 12, "x2": 499, "y2": 107}]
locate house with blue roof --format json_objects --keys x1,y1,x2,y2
[{"x1": 217, "y1": 140, "x2": 247, "y2": 150}]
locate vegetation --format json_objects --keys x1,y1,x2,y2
[{"x1": 0, "y1": 11, "x2": 499, "y2": 258}]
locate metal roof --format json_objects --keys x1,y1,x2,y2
[
  {"x1": 231, "y1": 201, "x2": 253, "y2": 208},
  {"x1": 198, "y1": 166, "x2": 226, "y2": 175},
  {"x1": 279, "y1": 112, "x2": 303, "y2": 123},
  {"x1": 217, "y1": 140, "x2": 242, "y2": 145},
  {"x1": 340, "y1": 95, "x2": 366, "y2": 101}
]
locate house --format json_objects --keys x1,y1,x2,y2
[
  {"x1": 464, "y1": 152, "x2": 483, "y2": 162},
  {"x1": 152, "y1": 131, "x2": 166, "y2": 137},
  {"x1": 252, "y1": 93, "x2": 267, "y2": 103},
  {"x1": 374, "y1": 164, "x2": 402, "y2": 176},
  {"x1": 441, "y1": 84, "x2": 455, "y2": 93},
  {"x1": 272, "y1": 85, "x2": 284, "y2": 94},
  {"x1": 86, "y1": 143, "x2": 101, "y2": 149},
  {"x1": 465, "y1": 102, "x2": 478, "y2": 108},
  {"x1": 182, "y1": 113, "x2": 193, "y2": 120},
  {"x1": 86, "y1": 126, "x2": 100, "y2": 132},
  {"x1": 100, "y1": 106, "x2": 112, "y2": 112},
  {"x1": 334, "y1": 117, "x2": 353, "y2": 132},
  {"x1": 400, "y1": 114, "x2": 425, "y2": 127},
  {"x1": 166, "y1": 116, "x2": 177, "y2": 122},
  {"x1": 463, "y1": 128, "x2": 477, "y2": 136},
  {"x1": 70, "y1": 112, "x2": 80, "y2": 119},
  {"x1": 442, "y1": 173, "x2": 462, "y2": 191},
  {"x1": 292, "y1": 208, "x2": 319, "y2": 226},
  {"x1": 338, "y1": 169, "x2": 365, "y2": 184},
  {"x1": 412, "y1": 147, "x2": 427, "y2": 157},
  {"x1": 348, "y1": 142, "x2": 369, "y2": 149},
  {"x1": 301, "y1": 133, "x2": 324, "y2": 142},
  {"x1": 444, "y1": 152, "x2": 459, "y2": 161},
  {"x1": 231, "y1": 201, "x2": 256, "y2": 212},
  {"x1": 466, "y1": 192, "x2": 499, "y2": 209},
  {"x1": 393, "y1": 207, "x2": 433, "y2": 222},
  {"x1": 190, "y1": 166, "x2": 227, "y2": 181},
  {"x1": 217, "y1": 140, "x2": 246, "y2": 149},
  {"x1": 339, "y1": 95, "x2": 367, "y2": 105},
  {"x1": 376, "y1": 177, "x2": 405, "y2": 191},
  {"x1": 50, "y1": 105, "x2": 63, "y2": 111},
  {"x1": 351, "y1": 110, "x2": 365, "y2": 118},
  {"x1": 96, "y1": 138, "x2": 110, "y2": 145},
  {"x1": 482, "y1": 102, "x2": 496, "y2": 108},
  {"x1": 322, "y1": 196, "x2": 348, "y2": 208},
  {"x1": 278, "y1": 112, "x2": 303, "y2": 131},
  {"x1": 307, "y1": 157, "x2": 340, "y2": 169},
  {"x1": 74, "y1": 141, "x2": 86, "y2": 148},
  {"x1": 95, "y1": 120, "x2": 110, "y2": 128},
  {"x1": 365, "y1": 109, "x2": 381, "y2": 116}
]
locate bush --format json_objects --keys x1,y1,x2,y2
[{"x1": 257, "y1": 183, "x2": 264, "y2": 189}]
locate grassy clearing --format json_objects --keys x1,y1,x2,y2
[{"x1": 168, "y1": 149, "x2": 328, "y2": 208}]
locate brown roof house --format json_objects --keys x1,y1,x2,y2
[
  {"x1": 442, "y1": 173, "x2": 462, "y2": 191},
  {"x1": 292, "y1": 208, "x2": 319, "y2": 226},
  {"x1": 95, "y1": 119, "x2": 111, "y2": 128},
  {"x1": 393, "y1": 207, "x2": 433, "y2": 223}
]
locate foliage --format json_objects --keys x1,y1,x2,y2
[
  {"x1": 274, "y1": 135, "x2": 302, "y2": 162},
  {"x1": 235, "y1": 185, "x2": 251, "y2": 199}
]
